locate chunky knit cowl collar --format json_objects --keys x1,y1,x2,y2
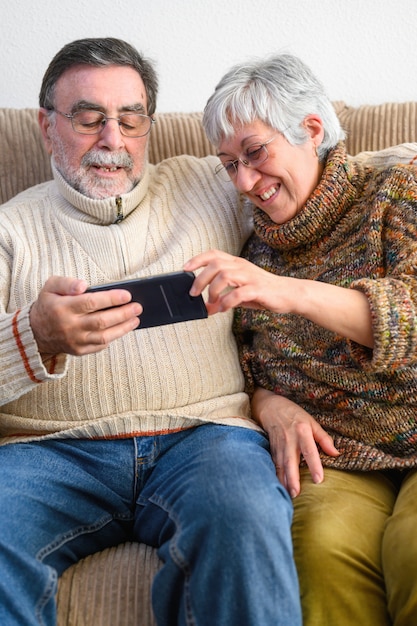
[{"x1": 252, "y1": 142, "x2": 363, "y2": 251}]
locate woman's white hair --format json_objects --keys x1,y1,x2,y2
[{"x1": 203, "y1": 53, "x2": 345, "y2": 161}]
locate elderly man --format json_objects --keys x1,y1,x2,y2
[{"x1": 0, "y1": 38, "x2": 301, "y2": 626}]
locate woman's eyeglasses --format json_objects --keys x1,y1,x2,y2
[{"x1": 214, "y1": 136, "x2": 277, "y2": 182}]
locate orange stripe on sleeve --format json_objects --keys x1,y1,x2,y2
[{"x1": 12, "y1": 310, "x2": 42, "y2": 384}]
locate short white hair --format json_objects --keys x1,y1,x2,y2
[{"x1": 203, "y1": 53, "x2": 345, "y2": 161}]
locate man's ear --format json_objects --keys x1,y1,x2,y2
[
  {"x1": 38, "y1": 108, "x2": 53, "y2": 154},
  {"x1": 302, "y1": 114, "x2": 325, "y2": 145}
]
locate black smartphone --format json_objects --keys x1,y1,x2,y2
[{"x1": 87, "y1": 271, "x2": 207, "y2": 329}]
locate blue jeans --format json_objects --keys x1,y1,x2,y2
[{"x1": 0, "y1": 424, "x2": 301, "y2": 626}]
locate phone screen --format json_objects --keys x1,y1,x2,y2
[{"x1": 87, "y1": 271, "x2": 207, "y2": 329}]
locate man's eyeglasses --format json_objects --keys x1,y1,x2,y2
[
  {"x1": 214, "y1": 136, "x2": 277, "y2": 182},
  {"x1": 52, "y1": 109, "x2": 155, "y2": 138}
]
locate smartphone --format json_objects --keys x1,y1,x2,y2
[{"x1": 87, "y1": 271, "x2": 207, "y2": 329}]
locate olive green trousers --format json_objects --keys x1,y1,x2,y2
[{"x1": 292, "y1": 466, "x2": 417, "y2": 626}]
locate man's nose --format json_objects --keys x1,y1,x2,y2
[{"x1": 96, "y1": 118, "x2": 126, "y2": 150}]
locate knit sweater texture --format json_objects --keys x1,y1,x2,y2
[
  {"x1": 0, "y1": 155, "x2": 257, "y2": 445},
  {"x1": 235, "y1": 143, "x2": 417, "y2": 471}
]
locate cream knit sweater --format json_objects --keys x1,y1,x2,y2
[{"x1": 0, "y1": 155, "x2": 257, "y2": 445}]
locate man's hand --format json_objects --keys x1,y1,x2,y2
[{"x1": 29, "y1": 276, "x2": 142, "y2": 357}]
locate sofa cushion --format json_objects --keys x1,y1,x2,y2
[
  {"x1": 1, "y1": 101, "x2": 416, "y2": 626},
  {"x1": 0, "y1": 109, "x2": 215, "y2": 204},
  {"x1": 57, "y1": 542, "x2": 161, "y2": 626},
  {"x1": 353, "y1": 142, "x2": 417, "y2": 167},
  {"x1": 1, "y1": 103, "x2": 417, "y2": 204},
  {"x1": 336, "y1": 101, "x2": 417, "y2": 155},
  {"x1": 0, "y1": 108, "x2": 51, "y2": 204}
]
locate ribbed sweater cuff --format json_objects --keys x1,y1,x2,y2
[{"x1": 0, "y1": 306, "x2": 68, "y2": 403}]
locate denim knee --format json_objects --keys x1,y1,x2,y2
[{"x1": 148, "y1": 426, "x2": 301, "y2": 626}]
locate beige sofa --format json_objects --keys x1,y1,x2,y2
[{"x1": 0, "y1": 102, "x2": 416, "y2": 625}]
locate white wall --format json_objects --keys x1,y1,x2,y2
[{"x1": 2, "y1": 0, "x2": 416, "y2": 112}]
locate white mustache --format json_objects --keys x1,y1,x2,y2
[{"x1": 81, "y1": 150, "x2": 134, "y2": 169}]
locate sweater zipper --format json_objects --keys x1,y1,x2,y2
[{"x1": 114, "y1": 196, "x2": 124, "y2": 223}]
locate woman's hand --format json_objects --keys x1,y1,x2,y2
[
  {"x1": 252, "y1": 387, "x2": 340, "y2": 498},
  {"x1": 185, "y1": 249, "x2": 374, "y2": 348},
  {"x1": 185, "y1": 249, "x2": 293, "y2": 315}
]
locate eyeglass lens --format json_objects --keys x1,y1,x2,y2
[
  {"x1": 216, "y1": 144, "x2": 268, "y2": 181},
  {"x1": 71, "y1": 110, "x2": 152, "y2": 137}
]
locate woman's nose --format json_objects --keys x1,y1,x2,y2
[{"x1": 234, "y1": 162, "x2": 262, "y2": 192}]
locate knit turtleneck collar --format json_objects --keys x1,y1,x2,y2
[
  {"x1": 253, "y1": 143, "x2": 362, "y2": 251},
  {"x1": 51, "y1": 159, "x2": 150, "y2": 226}
]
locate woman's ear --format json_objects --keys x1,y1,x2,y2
[
  {"x1": 302, "y1": 114, "x2": 325, "y2": 146},
  {"x1": 38, "y1": 108, "x2": 53, "y2": 155}
]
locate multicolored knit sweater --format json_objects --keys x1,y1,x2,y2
[{"x1": 234, "y1": 143, "x2": 417, "y2": 471}]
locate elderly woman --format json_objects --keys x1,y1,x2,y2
[{"x1": 185, "y1": 53, "x2": 417, "y2": 626}]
